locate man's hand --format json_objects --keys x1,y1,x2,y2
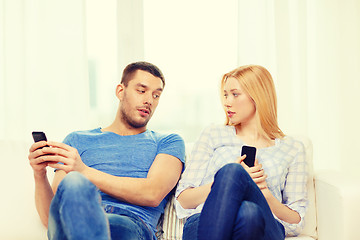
[
  {"x1": 28, "y1": 141, "x2": 56, "y2": 177},
  {"x1": 45, "y1": 141, "x2": 88, "y2": 173},
  {"x1": 29, "y1": 141, "x2": 88, "y2": 174}
]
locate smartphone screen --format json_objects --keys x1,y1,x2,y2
[
  {"x1": 32, "y1": 131, "x2": 49, "y2": 150},
  {"x1": 241, "y1": 145, "x2": 256, "y2": 167},
  {"x1": 32, "y1": 131, "x2": 47, "y2": 143}
]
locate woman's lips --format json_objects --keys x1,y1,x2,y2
[{"x1": 227, "y1": 111, "x2": 235, "y2": 118}]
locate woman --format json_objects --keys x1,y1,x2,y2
[{"x1": 175, "y1": 65, "x2": 308, "y2": 240}]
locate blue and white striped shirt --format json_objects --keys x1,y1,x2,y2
[{"x1": 175, "y1": 124, "x2": 308, "y2": 236}]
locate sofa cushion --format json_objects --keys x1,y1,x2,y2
[{"x1": 0, "y1": 140, "x2": 47, "y2": 240}]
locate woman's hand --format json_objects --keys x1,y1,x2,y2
[{"x1": 237, "y1": 156, "x2": 271, "y2": 198}]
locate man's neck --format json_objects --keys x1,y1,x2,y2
[{"x1": 102, "y1": 121, "x2": 146, "y2": 136}]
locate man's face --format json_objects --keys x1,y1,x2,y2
[{"x1": 118, "y1": 70, "x2": 164, "y2": 129}]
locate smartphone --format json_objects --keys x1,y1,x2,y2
[
  {"x1": 241, "y1": 145, "x2": 256, "y2": 167},
  {"x1": 32, "y1": 131, "x2": 49, "y2": 149}
]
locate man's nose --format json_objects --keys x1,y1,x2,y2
[{"x1": 143, "y1": 93, "x2": 153, "y2": 106}]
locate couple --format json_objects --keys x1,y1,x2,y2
[{"x1": 28, "y1": 62, "x2": 308, "y2": 240}]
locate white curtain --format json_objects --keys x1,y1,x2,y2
[
  {"x1": 144, "y1": 0, "x2": 360, "y2": 174},
  {"x1": 236, "y1": 0, "x2": 360, "y2": 173},
  {"x1": 2, "y1": 0, "x2": 360, "y2": 174},
  {"x1": 0, "y1": 0, "x2": 90, "y2": 142}
]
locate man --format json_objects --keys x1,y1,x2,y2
[{"x1": 28, "y1": 62, "x2": 185, "y2": 240}]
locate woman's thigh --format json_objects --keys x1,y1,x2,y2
[
  {"x1": 106, "y1": 213, "x2": 153, "y2": 240},
  {"x1": 182, "y1": 213, "x2": 200, "y2": 240}
]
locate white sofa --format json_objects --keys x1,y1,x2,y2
[{"x1": 1, "y1": 137, "x2": 360, "y2": 240}]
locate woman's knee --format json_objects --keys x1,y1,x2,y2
[
  {"x1": 237, "y1": 201, "x2": 265, "y2": 229},
  {"x1": 215, "y1": 163, "x2": 248, "y2": 183}
]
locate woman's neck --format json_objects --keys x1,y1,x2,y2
[{"x1": 235, "y1": 124, "x2": 274, "y2": 149}]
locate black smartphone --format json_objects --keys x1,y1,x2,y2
[
  {"x1": 32, "y1": 131, "x2": 49, "y2": 149},
  {"x1": 241, "y1": 145, "x2": 256, "y2": 167}
]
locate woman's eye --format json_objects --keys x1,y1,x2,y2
[
  {"x1": 153, "y1": 94, "x2": 160, "y2": 99},
  {"x1": 137, "y1": 90, "x2": 145, "y2": 93}
]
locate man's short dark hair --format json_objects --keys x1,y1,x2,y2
[{"x1": 121, "y1": 61, "x2": 165, "y2": 87}]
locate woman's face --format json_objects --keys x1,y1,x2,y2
[{"x1": 222, "y1": 77, "x2": 256, "y2": 126}]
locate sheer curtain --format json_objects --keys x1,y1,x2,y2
[
  {"x1": 1, "y1": 1, "x2": 90, "y2": 237},
  {"x1": 236, "y1": 0, "x2": 360, "y2": 173},
  {"x1": 0, "y1": 0, "x2": 90, "y2": 142},
  {"x1": 1, "y1": 0, "x2": 360, "y2": 174},
  {"x1": 144, "y1": 0, "x2": 239, "y2": 142},
  {"x1": 144, "y1": 0, "x2": 360, "y2": 174}
]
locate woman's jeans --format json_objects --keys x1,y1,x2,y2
[
  {"x1": 47, "y1": 172, "x2": 154, "y2": 240},
  {"x1": 182, "y1": 163, "x2": 285, "y2": 240}
]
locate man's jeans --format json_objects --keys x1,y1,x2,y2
[
  {"x1": 182, "y1": 163, "x2": 285, "y2": 240},
  {"x1": 47, "y1": 172, "x2": 154, "y2": 240}
]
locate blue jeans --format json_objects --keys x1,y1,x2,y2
[
  {"x1": 183, "y1": 163, "x2": 285, "y2": 240},
  {"x1": 47, "y1": 172, "x2": 154, "y2": 240}
]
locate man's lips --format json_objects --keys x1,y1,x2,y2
[{"x1": 138, "y1": 108, "x2": 150, "y2": 117}]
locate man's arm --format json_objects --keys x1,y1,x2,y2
[
  {"x1": 81, "y1": 153, "x2": 182, "y2": 207},
  {"x1": 42, "y1": 141, "x2": 183, "y2": 207},
  {"x1": 28, "y1": 141, "x2": 56, "y2": 227}
]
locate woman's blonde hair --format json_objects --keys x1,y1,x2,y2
[{"x1": 220, "y1": 65, "x2": 285, "y2": 140}]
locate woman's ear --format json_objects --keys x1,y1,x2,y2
[{"x1": 116, "y1": 84, "x2": 124, "y2": 101}]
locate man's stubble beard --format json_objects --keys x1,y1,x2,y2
[
  {"x1": 120, "y1": 107, "x2": 150, "y2": 129},
  {"x1": 119, "y1": 97, "x2": 151, "y2": 129}
]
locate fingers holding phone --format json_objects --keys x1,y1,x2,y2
[
  {"x1": 44, "y1": 141, "x2": 87, "y2": 173},
  {"x1": 29, "y1": 131, "x2": 58, "y2": 175},
  {"x1": 240, "y1": 145, "x2": 268, "y2": 186}
]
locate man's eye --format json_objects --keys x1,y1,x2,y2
[
  {"x1": 153, "y1": 94, "x2": 160, "y2": 99},
  {"x1": 233, "y1": 93, "x2": 238, "y2": 97},
  {"x1": 137, "y1": 90, "x2": 145, "y2": 93}
]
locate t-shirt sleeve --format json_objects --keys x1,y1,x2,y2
[
  {"x1": 62, "y1": 132, "x2": 77, "y2": 146},
  {"x1": 158, "y1": 133, "x2": 186, "y2": 167}
]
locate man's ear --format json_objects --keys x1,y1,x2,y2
[{"x1": 116, "y1": 84, "x2": 125, "y2": 101}]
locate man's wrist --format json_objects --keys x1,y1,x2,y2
[
  {"x1": 79, "y1": 165, "x2": 91, "y2": 178},
  {"x1": 33, "y1": 170, "x2": 47, "y2": 181}
]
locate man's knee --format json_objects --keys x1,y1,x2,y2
[{"x1": 58, "y1": 171, "x2": 95, "y2": 197}]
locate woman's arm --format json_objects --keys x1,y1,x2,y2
[
  {"x1": 175, "y1": 126, "x2": 218, "y2": 211},
  {"x1": 239, "y1": 140, "x2": 308, "y2": 227},
  {"x1": 261, "y1": 189, "x2": 301, "y2": 224},
  {"x1": 239, "y1": 159, "x2": 301, "y2": 224},
  {"x1": 177, "y1": 183, "x2": 212, "y2": 209}
]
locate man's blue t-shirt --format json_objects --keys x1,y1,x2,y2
[{"x1": 62, "y1": 128, "x2": 185, "y2": 234}]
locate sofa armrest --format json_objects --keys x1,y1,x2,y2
[{"x1": 315, "y1": 171, "x2": 360, "y2": 240}]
